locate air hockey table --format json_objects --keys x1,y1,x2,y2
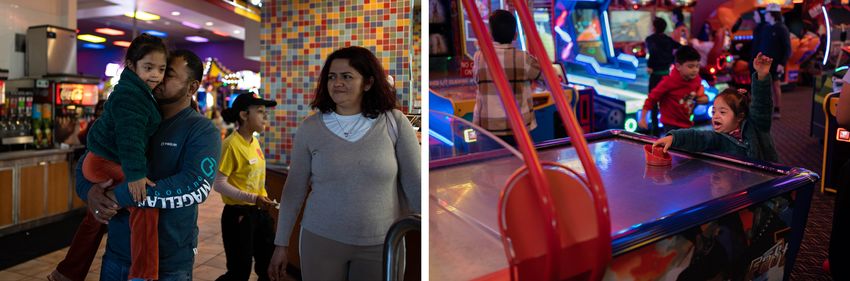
[{"x1": 429, "y1": 114, "x2": 819, "y2": 281}]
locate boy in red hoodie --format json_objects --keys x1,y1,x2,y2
[{"x1": 638, "y1": 45, "x2": 709, "y2": 135}]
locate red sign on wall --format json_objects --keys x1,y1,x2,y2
[{"x1": 460, "y1": 60, "x2": 474, "y2": 77}]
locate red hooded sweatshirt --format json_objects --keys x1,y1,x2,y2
[{"x1": 642, "y1": 69, "x2": 705, "y2": 129}]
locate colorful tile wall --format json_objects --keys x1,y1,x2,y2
[{"x1": 261, "y1": 0, "x2": 420, "y2": 164}]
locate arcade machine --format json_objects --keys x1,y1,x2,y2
[
  {"x1": 202, "y1": 57, "x2": 237, "y2": 115},
  {"x1": 815, "y1": 3, "x2": 850, "y2": 194},
  {"x1": 551, "y1": 0, "x2": 713, "y2": 132},
  {"x1": 429, "y1": 0, "x2": 569, "y2": 142},
  {"x1": 812, "y1": 3, "x2": 850, "y2": 141},
  {"x1": 430, "y1": 1, "x2": 820, "y2": 279}
]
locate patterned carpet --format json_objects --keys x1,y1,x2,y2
[{"x1": 773, "y1": 85, "x2": 834, "y2": 281}]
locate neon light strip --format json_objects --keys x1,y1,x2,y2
[
  {"x1": 617, "y1": 53, "x2": 638, "y2": 68},
  {"x1": 823, "y1": 6, "x2": 831, "y2": 66},
  {"x1": 567, "y1": 74, "x2": 644, "y2": 113},
  {"x1": 575, "y1": 54, "x2": 637, "y2": 79},
  {"x1": 428, "y1": 129, "x2": 455, "y2": 146},
  {"x1": 837, "y1": 66, "x2": 849, "y2": 72},
  {"x1": 602, "y1": 11, "x2": 615, "y2": 57}
]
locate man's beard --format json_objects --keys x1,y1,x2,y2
[{"x1": 156, "y1": 86, "x2": 188, "y2": 105}]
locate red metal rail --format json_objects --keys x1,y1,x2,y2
[
  {"x1": 458, "y1": 0, "x2": 561, "y2": 280},
  {"x1": 512, "y1": 0, "x2": 612, "y2": 279}
]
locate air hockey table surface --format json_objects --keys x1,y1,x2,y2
[{"x1": 429, "y1": 129, "x2": 818, "y2": 280}]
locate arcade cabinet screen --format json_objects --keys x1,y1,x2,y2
[
  {"x1": 609, "y1": 11, "x2": 653, "y2": 43},
  {"x1": 608, "y1": 11, "x2": 683, "y2": 43},
  {"x1": 430, "y1": 0, "x2": 455, "y2": 57},
  {"x1": 572, "y1": 9, "x2": 607, "y2": 63},
  {"x1": 533, "y1": 8, "x2": 556, "y2": 61}
]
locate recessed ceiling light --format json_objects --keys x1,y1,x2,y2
[
  {"x1": 205, "y1": 21, "x2": 214, "y2": 26},
  {"x1": 171, "y1": 11, "x2": 181, "y2": 16},
  {"x1": 185, "y1": 36, "x2": 209, "y2": 43},
  {"x1": 113, "y1": 41, "x2": 131, "y2": 48},
  {"x1": 233, "y1": 30, "x2": 241, "y2": 34},
  {"x1": 95, "y1": 28, "x2": 125, "y2": 36},
  {"x1": 77, "y1": 34, "x2": 106, "y2": 43},
  {"x1": 164, "y1": 21, "x2": 171, "y2": 25},
  {"x1": 124, "y1": 11, "x2": 160, "y2": 21},
  {"x1": 182, "y1": 21, "x2": 201, "y2": 29}
]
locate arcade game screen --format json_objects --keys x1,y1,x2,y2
[
  {"x1": 608, "y1": 11, "x2": 685, "y2": 43},
  {"x1": 533, "y1": 8, "x2": 556, "y2": 62},
  {"x1": 429, "y1": 0, "x2": 455, "y2": 57},
  {"x1": 572, "y1": 9, "x2": 607, "y2": 63}
]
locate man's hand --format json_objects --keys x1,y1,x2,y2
[
  {"x1": 753, "y1": 52, "x2": 773, "y2": 81},
  {"x1": 638, "y1": 118, "x2": 649, "y2": 130},
  {"x1": 87, "y1": 179, "x2": 118, "y2": 224},
  {"x1": 255, "y1": 196, "x2": 275, "y2": 210},
  {"x1": 268, "y1": 246, "x2": 290, "y2": 281},
  {"x1": 128, "y1": 177, "x2": 156, "y2": 203},
  {"x1": 653, "y1": 135, "x2": 674, "y2": 153}
]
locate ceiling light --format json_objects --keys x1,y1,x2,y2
[
  {"x1": 113, "y1": 41, "x2": 131, "y2": 47},
  {"x1": 185, "y1": 36, "x2": 209, "y2": 43},
  {"x1": 81, "y1": 43, "x2": 105, "y2": 49},
  {"x1": 77, "y1": 34, "x2": 106, "y2": 43},
  {"x1": 95, "y1": 28, "x2": 125, "y2": 36},
  {"x1": 205, "y1": 21, "x2": 214, "y2": 26},
  {"x1": 182, "y1": 21, "x2": 201, "y2": 29},
  {"x1": 212, "y1": 30, "x2": 229, "y2": 37},
  {"x1": 234, "y1": 30, "x2": 241, "y2": 34},
  {"x1": 171, "y1": 11, "x2": 181, "y2": 16},
  {"x1": 144, "y1": 30, "x2": 168, "y2": 37},
  {"x1": 124, "y1": 11, "x2": 160, "y2": 21}
]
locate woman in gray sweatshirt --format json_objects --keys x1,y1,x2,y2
[{"x1": 267, "y1": 46, "x2": 421, "y2": 281}]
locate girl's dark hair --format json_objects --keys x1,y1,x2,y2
[
  {"x1": 222, "y1": 107, "x2": 243, "y2": 124},
  {"x1": 310, "y1": 46, "x2": 398, "y2": 118},
  {"x1": 716, "y1": 88, "x2": 750, "y2": 118},
  {"x1": 125, "y1": 33, "x2": 168, "y2": 69}
]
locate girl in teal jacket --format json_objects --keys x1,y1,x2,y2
[{"x1": 652, "y1": 53, "x2": 779, "y2": 163}]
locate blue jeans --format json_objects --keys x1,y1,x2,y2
[{"x1": 101, "y1": 255, "x2": 192, "y2": 281}]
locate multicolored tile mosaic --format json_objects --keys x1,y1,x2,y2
[{"x1": 261, "y1": 0, "x2": 420, "y2": 164}]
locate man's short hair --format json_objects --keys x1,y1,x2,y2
[
  {"x1": 169, "y1": 49, "x2": 203, "y2": 82},
  {"x1": 489, "y1": 10, "x2": 517, "y2": 44},
  {"x1": 675, "y1": 45, "x2": 701, "y2": 64},
  {"x1": 653, "y1": 18, "x2": 667, "y2": 34}
]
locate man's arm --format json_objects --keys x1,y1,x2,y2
[
  {"x1": 75, "y1": 153, "x2": 119, "y2": 223},
  {"x1": 111, "y1": 122, "x2": 222, "y2": 209}
]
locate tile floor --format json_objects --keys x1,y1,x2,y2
[{"x1": 0, "y1": 191, "x2": 261, "y2": 281}]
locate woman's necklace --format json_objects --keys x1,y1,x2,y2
[{"x1": 333, "y1": 112, "x2": 361, "y2": 138}]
